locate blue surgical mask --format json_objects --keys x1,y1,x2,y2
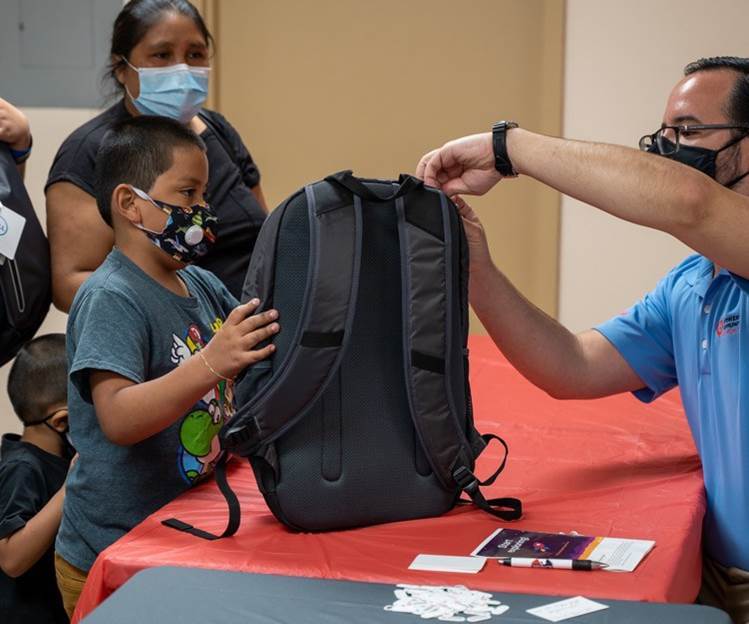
[{"x1": 124, "y1": 58, "x2": 210, "y2": 123}]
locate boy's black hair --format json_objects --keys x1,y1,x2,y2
[
  {"x1": 7, "y1": 334, "x2": 67, "y2": 426},
  {"x1": 94, "y1": 115, "x2": 206, "y2": 225}
]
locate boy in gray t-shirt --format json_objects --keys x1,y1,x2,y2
[{"x1": 53, "y1": 116, "x2": 279, "y2": 618}]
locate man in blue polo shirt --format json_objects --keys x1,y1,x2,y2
[{"x1": 417, "y1": 56, "x2": 749, "y2": 623}]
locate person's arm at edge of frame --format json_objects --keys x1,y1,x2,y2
[
  {"x1": 0, "y1": 98, "x2": 32, "y2": 179},
  {"x1": 454, "y1": 197, "x2": 645, "y2": 400},
  {"x1": 45, "y1": 183, "x2": 115, "y2": 312},
  {"x1": 510, "y1": 129, "x2": 749, "y2": 278}
]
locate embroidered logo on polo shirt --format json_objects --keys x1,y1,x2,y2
[{"x1": 716, "y1": 314, "x2": 740, "y2": 337}]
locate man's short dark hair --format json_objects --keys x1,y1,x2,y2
[
  {"x1": 94, "y1": 115, "x2": 206, "y2": 225},
  {"x1": 684, "y1": 56, "x2": 749, "y2": 127},
  {"x1": 7, "y1": 334, "x2": 67, "y2": 426}
]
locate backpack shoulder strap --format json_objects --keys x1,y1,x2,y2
[
  {"x1": 396, "y1": 184, "x2": 522, "y2": 521},
  {"x1": 221, "y1": 180, "x2": 363, "y2": 456},
  {"x1": 240, "y1": 194, "x2": 288, "y2": 305},
  {"x1": 395, "y1": 186, "x2": 474, "y2": 482},
  {"x1": 232, "y1": 195, "x2": 290, "y2": 407}
]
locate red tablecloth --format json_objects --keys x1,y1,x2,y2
[{"x1": 74, "y1": 336, "x2": 705, "y2": 621}]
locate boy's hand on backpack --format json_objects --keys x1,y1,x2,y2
[
  {"x1": 452, "y1": 196, "x2": 493, "y2": 274},
  {"x1": 202, "y1": 299, "x2": 280, "y2": 379}
]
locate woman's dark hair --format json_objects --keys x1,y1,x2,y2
[{"x1": 105, "y1": 0, "x2": 213, "y2": 97}]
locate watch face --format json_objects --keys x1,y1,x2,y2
[{"x1": 493, "y1": 121, "x2": 518, "y2": 132}]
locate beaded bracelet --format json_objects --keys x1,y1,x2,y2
[{"x1": 198, "y1": 349, "x2": 232, "y2": 382}]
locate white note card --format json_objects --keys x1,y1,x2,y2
[
  {"x1": 408, "y1": 554, "x2": 486, "y2": 574},
  {"x1": 526, "y1": 596, "x2": 609, "y2": 622},
  {"x1": 0, "y1": 201, "x2": 26, "y2": 261}
]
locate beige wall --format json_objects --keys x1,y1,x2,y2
[
  {"x1": 560, "y1": 0, "x2": 749, "y2": 332},
  {"x1": 213, "y1": 0, "x2": 564, "y2": 329}
]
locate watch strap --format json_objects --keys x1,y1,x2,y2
[{"x1": 492, "y1": 121, "x2": 518, "y2": 177}]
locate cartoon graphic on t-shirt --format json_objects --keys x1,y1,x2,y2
[
  {"x1": 170, "y1": 321, "x2": 234, "y2": 484},
  {"x1": 179, "y1": 409, "x2": 222, "y2": 482}
]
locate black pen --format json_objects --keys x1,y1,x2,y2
[{"x1": 498, "y1": 557, "x2": 608, "y2": 570}]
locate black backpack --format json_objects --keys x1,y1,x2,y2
[
  {"x1": 164, "y1": 171, "x2": 521, "y2": 539},
  {"x1": 0, "y1": 145, "x2": 51, "y2": 366}
]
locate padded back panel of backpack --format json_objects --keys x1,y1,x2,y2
[{"x1": 263, "y1": 182, "x2": 458, "y2": 531}]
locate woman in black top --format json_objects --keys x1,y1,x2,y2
[{"x1": 46, "y1": 0, "x2": 267, "y2": 310}]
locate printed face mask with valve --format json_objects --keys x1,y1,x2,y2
[{"x1": 131, "y1": 186, "x2": 218, "y2": 264}]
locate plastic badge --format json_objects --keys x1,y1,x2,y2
[
  {"x1": 0, "y1": 201, "x2": 26, "y2": 261},
  {"x1": 384, "y1": 584, "x2": 510, "y2": 621}
]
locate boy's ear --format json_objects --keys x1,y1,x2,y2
[
  {"x1": 112, "y1": 184, "x2": 142, "y2": 225},
  {"x1": 47, "y1": 408, "x2": 68, "y2": 434}
]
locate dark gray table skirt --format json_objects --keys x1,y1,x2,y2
[{"x1": 83, "y1": 566, "x2": 731, "y2": 624}]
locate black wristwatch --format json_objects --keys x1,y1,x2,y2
[{"x1": 492, "y1": 121, "x2": 519, "y2": 177}]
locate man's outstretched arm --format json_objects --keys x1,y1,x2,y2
[{"x1": 418, "y1": 129, "x2": 749, "y2": 279}]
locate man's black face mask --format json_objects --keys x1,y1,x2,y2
[{"x1": 648, "y1": 135, "x2": 749, "y2": 188}]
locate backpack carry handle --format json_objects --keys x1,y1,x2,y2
[{"x1": 325, "y1": 170, "x2": 422, "y2": 202}]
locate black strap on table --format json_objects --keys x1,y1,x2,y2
[
  {"x1": 453, "y1": 434, "x2": 522, "y2": 521},
  {"x1": 325, "y1": 170, "x2": 422, "y2": 202},
  {"x1": 161, "y1": 453, "x2": 240, "y2": 540}
]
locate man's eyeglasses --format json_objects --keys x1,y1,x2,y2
[{"x1": 639, "y1": 123, "x2": 749, "y2": 155}]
